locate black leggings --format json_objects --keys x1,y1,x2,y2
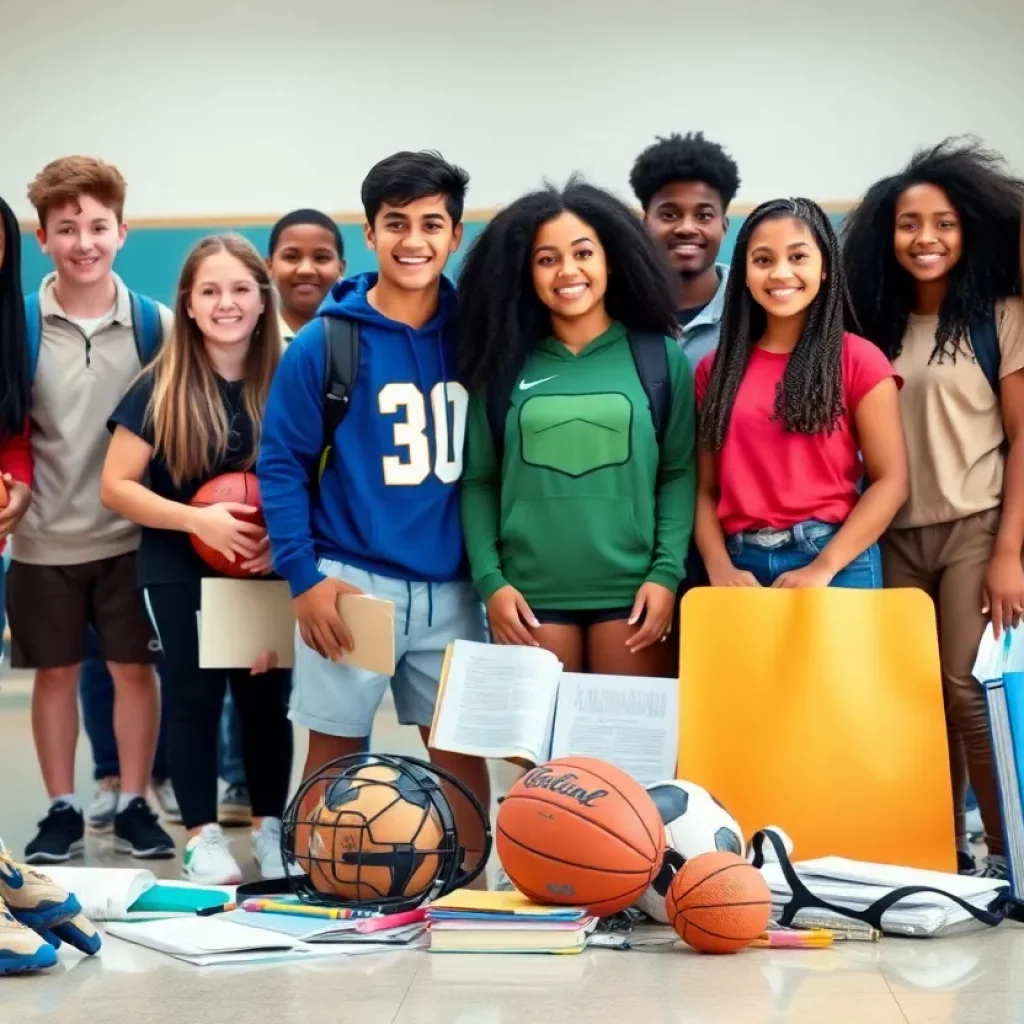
[{"x1": 144, "y1": 582, "x2": 293, "y2": 830}]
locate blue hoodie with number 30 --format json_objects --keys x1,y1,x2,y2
[{"x1": 258, "y1": 272, "x2": 467, "y2": 597}]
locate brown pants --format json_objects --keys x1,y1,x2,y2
[{"x1": 881, "y1": 508, "x2": 1003, "y2": 856}]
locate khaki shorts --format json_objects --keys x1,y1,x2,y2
[{"x1": 6, "y1": 553, "x2": 161, "y2": 669}]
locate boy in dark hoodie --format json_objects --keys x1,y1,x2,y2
[{"x1": 258, "y1": 151, "x2": 489, "y2": 863}]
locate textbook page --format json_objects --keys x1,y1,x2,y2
[
  {"x1": 549, "y1": 674, "x2": 679, "y2": 785},
  {"x1": 430, "y1": 641, "x2": 563, "y2": 763}
]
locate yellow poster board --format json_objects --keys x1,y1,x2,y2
[{"x1": 678, "y1": 587, "x2": 955, "y2": 872}]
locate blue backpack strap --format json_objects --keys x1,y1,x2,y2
[
  {"x1": 628, "y1": 331, "x2": 670, "y2": 445},
  {"x1": 970, "y1": 314, "x2": 1000, "y2": 394},
  {"x1": 128, "y1": 291, "x2": 164, "y2": 364},
  {"x1": 24, "y1": 293, "x2": 42, "y2": 382}
]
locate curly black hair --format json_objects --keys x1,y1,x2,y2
[
  {"x1": 0, "y1": 195, "x2": 30, "y2": 439},
  {"x1": 629, "y1": 132, "x2": 741, "y2": 212},
  {"x1": 457, "y1": 178, "x2": 679, "y2": 393},
  {"x1": 699, "y1": 198, "x2": 848, "y2": 450},
  {"x1": 842, "y1": 136, "x2": 1024, "y2": 363}
]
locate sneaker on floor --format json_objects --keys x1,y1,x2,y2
[
  {"x1": 184, "y1": 825, "x2": 243, "y2": 886},
  {"x1": 957, "y1": 850, "x2": 977, "y2": 874},
  {"x1": 974, "y1": 855, "x2": 1008, "y2": 881},
  {"x1": 86, "y1": 777, "x2": 120, "y2": 834},
  {"x1": 966, "y1": 806, "x2": 983, "y2": 843},
  {"x1": 114, "y1": 798, "x2": 175, "y2": 860},
  {"x1": 24, "y1": 804, "x2": 85, "y2": 865},
  {"x1": 251, "y1": 818, "x2": 299, "y2": 879},
  {"x1": 0, "y1": 897, "x2": 57, "y2": 976},
  {"x1": 151, "y1": 778, "x2": 182, "y2": 824},
  {"x1": 492, "y1": 865, "x2": 516, "y2": 892},
  {"x1": 219, "y1": 784, "x2": 252, "y2": 828}
]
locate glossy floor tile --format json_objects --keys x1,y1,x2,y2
[{"x1": 4, "y1": 667, "x2": 1024, "y2": 1022}]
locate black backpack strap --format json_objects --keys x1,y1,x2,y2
[
  {"x1": 969, "y1": 314, "x2": 1000, "y2": 395},
  {"x1": 748, "y1": 828, "x2": 1017, "y2": 932},
  {"x1": 322, "y1": 316, "x2": 359, "y2": 456},
  {"x1": 628, "y1": 331, "x2": 670, "y2": 445}
]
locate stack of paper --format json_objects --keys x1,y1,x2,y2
[
  {"x1": 426, "y1": 889, "x2": 597, "y2": 954},
  {"x1": 761, "y1": 856, "x2": 1008, "y2": 937}
]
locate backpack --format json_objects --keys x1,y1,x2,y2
[
  {"x1": 485, "y1": 330, "x2": 671, "y2": 458},
  {"x1": 24, "y1": 289, "x2": 164, "y2": 380},
  {"x1": 969, "y1": 313, "x2": 1000, "y2": 395}
]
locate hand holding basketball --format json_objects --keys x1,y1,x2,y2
[
  {"x1": 240, "y1": 532, "x2": 273, "y2": 575},
  {"x1": 189, "y1": 502, "x2": 264, "y2": 565},
  {"x1": 295, "y1": 576, "x2": 363, "y2": 662}
]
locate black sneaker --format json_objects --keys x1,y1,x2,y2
[
  {"x1": 24, "y1": 803, "x2": 85, "y2": 865},
  {"x1": 957, "y1": 850, "x2": 977, "y2": 874},
  {"x1": 114, "y1": 798, "x2": 176, "y2": 860}
]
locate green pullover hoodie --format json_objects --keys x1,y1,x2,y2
[{"x1": 461, "y1": 321, "x2": 696, "y2": 609}]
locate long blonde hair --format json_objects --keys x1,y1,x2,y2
[{"x1": 148, "y1": 233, "x2": 281, "y2": 487}]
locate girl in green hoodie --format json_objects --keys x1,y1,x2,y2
[{"x1": 457, "y1": 180, "x2": 696, "y2": 677}]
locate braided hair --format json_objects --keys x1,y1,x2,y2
[
  {"x1": 842, "y1": 136, "x2": 1024, "y2": 363},
  {"x1": 699, "y1": 198, "x2": 848, "y2": 451},
  {"x1": 457, "y1": 177, "x2": 678, "y2": 392}
]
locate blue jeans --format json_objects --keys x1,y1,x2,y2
[
  {"x1": 80, "y1": 629, "x2": 172, "y2": 781},
  {"x1": 218, "y1": 693, "x2": 247, "y2": 787},
  {"x1": 726, "y1": 520, "x2": 883, "y2": 589}
]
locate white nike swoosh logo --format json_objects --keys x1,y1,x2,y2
[{"x1": 519, "y1": 376, "x2": 557, "y2": 391}]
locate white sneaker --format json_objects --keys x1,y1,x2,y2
[
  {"x1": 183, "y1": 825, "x2": 243, "y2": 885},
  {"x1": 251, "y1": 819, "x2": 300, "y2": 879},
  {"x1": 86, "y1": 778, "x2": 120, "y2": 834},
  {"x1": 151, "y1": 779, "x2": 182, "y2": 824}
]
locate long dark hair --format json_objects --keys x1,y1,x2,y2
[
  {"x1": 0, "y1": 196, "x2": 30, "y2": 439},
  {"x1": 699, "y1": 198, "x2": 848, "y2": 451},
  {"x1": 457, "y1": 178, "x2": 678, "y2": 391},
  {"x1": 842, "y1": 136, "x2": 1024, "y2": 362}
]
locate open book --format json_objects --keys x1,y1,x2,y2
[{"x1": 427, "y1": 640, "x2": 678, "y2": 784}]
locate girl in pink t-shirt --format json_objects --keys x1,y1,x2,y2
[{"x1": 694, "y1": 198, "x2": 907, "y2": 589}]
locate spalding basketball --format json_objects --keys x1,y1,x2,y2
[
  {"x1": 304, "y1": 763, "x2": 442, "y2": 902},
  {"x1": 495, "y1": 756, "x2": 665, "y2": 917},
  {"x1": 665, "y1": 851, "x2": 772, "y2": 954},
  {"x1": 189, "y1": 471, "x2": 264, "y2": 577}
]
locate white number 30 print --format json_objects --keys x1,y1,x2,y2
[{"x1": 379, "y1": 381, "x2": 469, "y2": 486}]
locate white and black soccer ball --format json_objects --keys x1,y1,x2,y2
[{"x1": 634, "y1": 779, "x2": 744, "y2": 924}]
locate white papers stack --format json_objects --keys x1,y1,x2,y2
[{"x1": 760, "y1": 857, "x2": 1008, "y2": 937}]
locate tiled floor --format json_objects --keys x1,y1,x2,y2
[{"x1": 3, "y1": 668, "x2": 1024, "y2": 1022}]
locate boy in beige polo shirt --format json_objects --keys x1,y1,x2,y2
[
  {"x1": 843, "y1": 137, "x2": 1024, "y2": 880},
  {"x1": 9, "y1": 156, "x2": 174, "y2": 864}
]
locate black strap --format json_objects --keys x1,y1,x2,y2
[
  {"x1": 969, "y1": 314, "x2": 1000, "y2": 395},
  {"x1": 748, "y1": 828, "x2": 1017, "y2": 932},
  {"x1": 322, "y1": 316, "x2": 359, "y2": 454},
  {"x1": 627, "y1": 330, "x2": 669, "y2": 445}
]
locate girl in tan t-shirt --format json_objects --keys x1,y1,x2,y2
[{"x1": 843, "y1": 136, "x2": 1024, "y2": 881}]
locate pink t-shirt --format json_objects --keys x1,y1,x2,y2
[{"x1": 694, "y1": 333, "x2": 899, "y2": 535}]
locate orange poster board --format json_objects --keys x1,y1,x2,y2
[{"x1": 677, "y1": 587, "x2": 955, "y2": 872}]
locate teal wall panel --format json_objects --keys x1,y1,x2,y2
[{"x1": 19, "y1": 214, "x2": 846, "y2": 305}]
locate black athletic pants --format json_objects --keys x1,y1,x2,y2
[{"x1": 144, "y1": 581, "x2": 293, "y2": 831}]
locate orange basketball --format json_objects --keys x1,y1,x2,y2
[
  {"x1": 665, "y1": 851, "x2": 772, "y2": 954},
  {"x1": 188, "y1": 471, "x2": 264, "y2": 577},
  {"x1": 305, "y1": 763, "x2": 442, "y2": 903},
  {"x1": 495, "y1": 756, "x2": 665, "y2": 917}
]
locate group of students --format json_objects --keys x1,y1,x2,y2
[{"x1": 0, "y1": 130, "x2": 1021, "y2": 888}]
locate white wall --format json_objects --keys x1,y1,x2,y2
[{"x1": 2, "y1": 0, "x2": 1022, "y2": 219}]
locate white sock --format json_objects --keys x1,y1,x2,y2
[
  {"x1": 52, "y1": 795, "x2": 79, "y2": 811},
  {"x1": 117, "y1": 792, "x2": 142, "y2": 813}
]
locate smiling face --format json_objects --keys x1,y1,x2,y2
[
  {"x1": 268, "y1": 223, "x2": 344, "y2": 320},
  {"x1": 531, "y1": 211, "x2": 609, "y2": 321},
  {"x1": 893, "y1": 183, "x2": 963, "y2": 283},
  {"x1": 365, "y1": 194, "x2": 462, "y2": 292},
  {"x1": 645, "y1": 181, "x2": 727, "y2": 279},
  {"x1": 745, "y1": 215, "x2": 825, "y2": 319},
  {"x1": 186, "y1": 249, "x2": 266, "y2": 350},
  {"x1": 38, "y1": 194, "x2": 127, "y2": 289}
]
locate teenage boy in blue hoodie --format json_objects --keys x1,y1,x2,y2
[{"x1": 258, "y1": 151, "x2": 489, "y2": 865}]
